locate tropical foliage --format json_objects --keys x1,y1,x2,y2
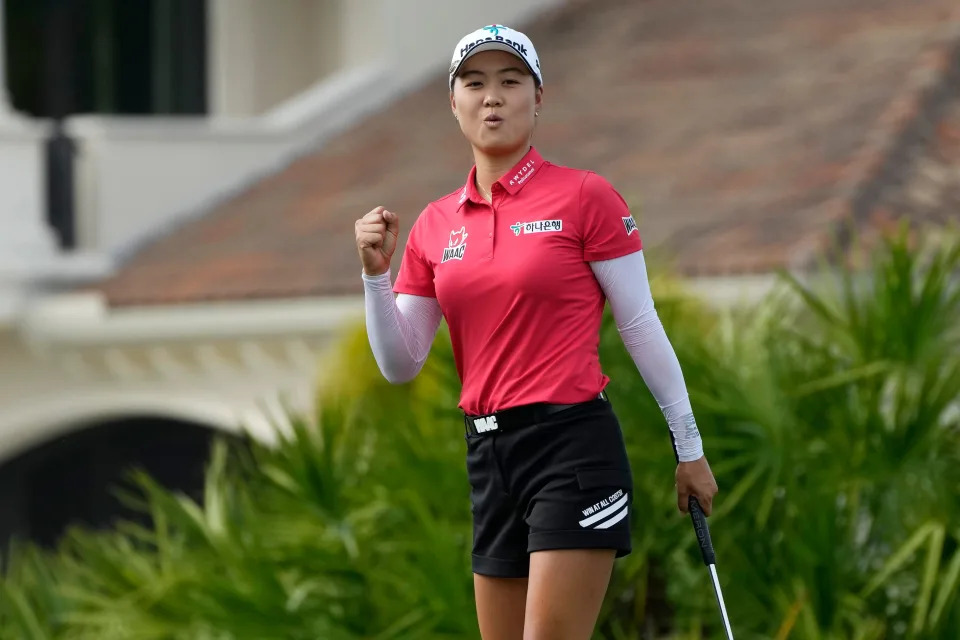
[{"x1": 1, "y1": 228, "x2": 958, "y2": 639}]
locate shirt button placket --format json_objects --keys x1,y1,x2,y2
[{"x1": 488, "y1": 183, "x2": 502, "y2": 258}]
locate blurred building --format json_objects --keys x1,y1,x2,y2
[
  {"x1": 1, "y1": 0, "x2": 958, "y2": 551},
  {"x1": 0, "y1": 0, "x2": 562, "y2": 551}
]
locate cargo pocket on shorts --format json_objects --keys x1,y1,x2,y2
[{"x1": 575, "y1": 468, "x2": 632, "y2": 531}]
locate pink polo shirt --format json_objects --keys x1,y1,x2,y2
[{"x1": 394, "y1": 147, "x2": 642, "y2": 416}]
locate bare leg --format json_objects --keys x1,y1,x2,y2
[
  {"x1": 474, "y1": 574, "x2": 528, "y2": 640},
  {"x1": 523, "y1": 549, "x2": 616, "y2": 640}
]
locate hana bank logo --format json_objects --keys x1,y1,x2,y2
[
  {"x1": 459, "y1": 26, "x2": 529, "y2": 59},
  {"x1": 510, "y1": 220, "x2": 562, "y2": 236}
]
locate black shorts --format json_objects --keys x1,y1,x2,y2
[{"x1": 464, "y1": 395, "x2": 633, "y2": 578}]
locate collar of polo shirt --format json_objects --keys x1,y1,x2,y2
[{"x1": 458, "y1": 147, "x2": 544, "y2": 211}]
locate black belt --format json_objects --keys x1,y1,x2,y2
[{"x1": 464, "y1": 391, "x2": 608, "y2": 436}]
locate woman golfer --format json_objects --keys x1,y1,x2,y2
[{"x1": 356, "y1": 24, "x2": 719, "y2": 640}]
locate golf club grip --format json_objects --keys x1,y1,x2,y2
[{"x1": 689, "y1": 496, "x2": 716, "y2": 566}]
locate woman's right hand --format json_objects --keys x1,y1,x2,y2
[{"x1": 355, "y1": 206, "x2": 400, "y2": 276}]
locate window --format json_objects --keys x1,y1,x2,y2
[{"x1": 5, "y1": 0, "x2": 207, "y2": 118}]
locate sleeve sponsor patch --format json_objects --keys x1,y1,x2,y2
[{"x1": 622, "y1": 216, "x2": 638, "y2": 235}]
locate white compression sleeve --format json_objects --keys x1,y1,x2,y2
[
  {"x1": 361, "y1": 270, "x2": 443, "y2": 384},
  {"x1": 590, "y1": 251, "x2": 705, "y2": 462}
]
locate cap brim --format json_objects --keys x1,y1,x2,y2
[{"x1": 449, "y1": 42, "x2": 540, "y2": 88}]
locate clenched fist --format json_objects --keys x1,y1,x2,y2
[{"x1": 355, "y1": 206, "x2": 400, "y2": 277}]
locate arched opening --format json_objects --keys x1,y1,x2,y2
[{"x1": 0, "y1": 415, "x2": 235, "y2": 554}]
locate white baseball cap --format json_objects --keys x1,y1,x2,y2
[{"x1": 448, "y1": 24, "x2": 542, "y2": 90}]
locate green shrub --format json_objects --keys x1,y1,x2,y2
[{"x1": 1, "y1": 228, "x2": 958, "y2": 639}]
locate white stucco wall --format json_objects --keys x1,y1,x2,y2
[
  {"x1": 0, "y1": 120, "x2": 57, "y2": 263},
  {"x1": 208, "y1": 0, "x2": 346, "y2": 117},
  {"x1": 0, "y1": 328, "x2": 327, "y2": 466}
]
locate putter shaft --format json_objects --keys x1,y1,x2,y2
[
  {"x1": 689, "y1": 497, "x2": 735, "y2": 640},
  {"x1": 708, "y1": 564, "x2": 734, "y2": 640}
]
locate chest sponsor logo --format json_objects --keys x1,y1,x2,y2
[
  {"x1": 509, "y1": 219, "x2": 562, "y2": 236},
  {"x1": 622, "y1": 216, "x2": 638, "y2": 235},
  {"x1": 441, "y1": 226, "x2": 468, "y2": 263}
]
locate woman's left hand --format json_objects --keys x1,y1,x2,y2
[{"x1": 675, "y1": 456, "x2": 718, "y2": 516}]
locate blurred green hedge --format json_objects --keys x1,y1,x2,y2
[{"x1": 2, "y1": 228, "x2": 959, "y2": 639}]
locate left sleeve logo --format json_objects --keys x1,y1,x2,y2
[{"x1": 622, "y1": 216, "x2": 638, "y2": 235}]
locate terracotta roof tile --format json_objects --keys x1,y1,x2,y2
[
  {"x1": 94, "y1": 0, "x2": 960, "y2": 306},
  {"x1": 872, "y1": 68, "x2": 960, "y2": 225}
]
